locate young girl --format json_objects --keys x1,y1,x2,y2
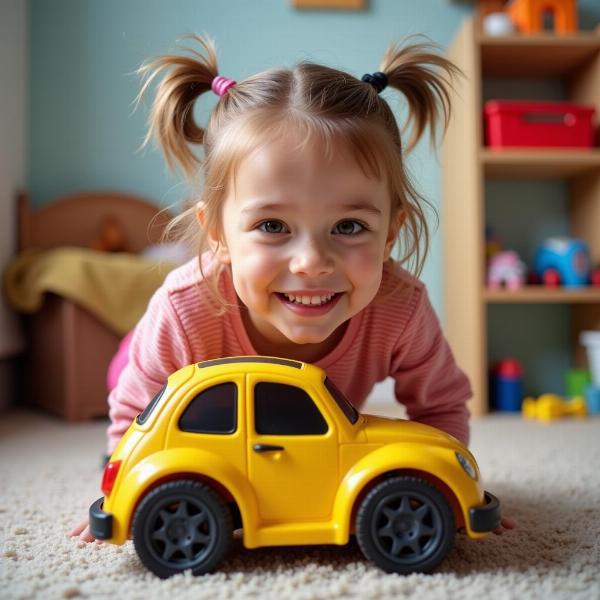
[{"x1": 70, "y1": 35, "x2": 513, "y2": 541}]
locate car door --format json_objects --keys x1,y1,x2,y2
[
  {"x1": 166, "y1": 374, "x2": 246, "y2": 477},
  {"x1": 246, "y1": 374, "x2": 339, "y2": 522}
]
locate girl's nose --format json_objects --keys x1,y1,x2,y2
[{"x1": 289, "y1": 238, "x2": 335, "y2": 277}]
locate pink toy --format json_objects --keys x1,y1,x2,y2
[{"x1": 487, "y1": 250, "x2": 527, "y2": 290}]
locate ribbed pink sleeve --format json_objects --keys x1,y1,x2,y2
[
  {"x1": 106, "y1": 286, "x2": 195, "y2": 452},
  {"x1": 106, "y1": 258, "x2": 471, "y2": 452},
  {"x1": 389, "y1": 285, "x2": 471, "y2": 445}
]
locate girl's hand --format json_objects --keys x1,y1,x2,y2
[
  {"x1": 493, "y1": 515, "x2": 516, "y2": 535},
  {"x1": 67, "y1": 518, "x2": 98, "y2": 543}
]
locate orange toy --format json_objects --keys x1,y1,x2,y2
[{"x1": 508, "y1": 0, "x2": 578, "y2": 34}]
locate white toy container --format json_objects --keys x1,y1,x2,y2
[{"x1": 580, "y1": 331, "x2": 600, "y2": 386}]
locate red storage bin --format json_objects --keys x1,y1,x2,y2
[{"x1": 484, "y1": 100, "x2": 595, "y2": 148}]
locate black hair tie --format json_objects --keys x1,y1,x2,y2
[{"x1": 361, "y1": 71, "x2": 388, "y2": 93}]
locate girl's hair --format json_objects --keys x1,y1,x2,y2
[{"x1": 137, "y1": 35, "x2": 460, "y2": 309}]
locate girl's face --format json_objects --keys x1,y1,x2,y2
[{"x1": 212, "y1": 133, "x2": 400, "y2": 358}]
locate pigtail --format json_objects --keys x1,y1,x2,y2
[
  {"x1": 136, "y1": 35, "x2": 219, "y2": 178},
  {"x1": 380, "y1": 37, "x2": 461, "y2": 153}
]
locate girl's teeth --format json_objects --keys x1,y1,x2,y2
[{"x1": 284, "y1": 293, "x2": 335, "y2": 305}]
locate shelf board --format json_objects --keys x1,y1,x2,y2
[
  {"x1": 484, "y1": 286, "x2": 600, "y2": 303},
  {"x1": 480, "y1": 148, "x2": 600, "y2": 179},
  {"x1": 478, "y1": 32, "x2": 600, "y2": 78}
]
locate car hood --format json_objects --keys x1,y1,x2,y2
[{"x1": 361, "y1": 414, "x2": 464, "y2": 450}]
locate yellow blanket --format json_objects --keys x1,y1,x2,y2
[{"x1": 4, "y1": 247, "x2": 177, "y2": 335}]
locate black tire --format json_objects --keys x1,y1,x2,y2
[
  {"x1": 356, "y1": 476, "x2": 455, "y2": 574},
  {"x1": 132, "y1": 479, "x2": 233, "y2": 578}
]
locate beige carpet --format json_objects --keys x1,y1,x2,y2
[{"x1": 1, "y1": 408, "x2": 600, "y2": 600}]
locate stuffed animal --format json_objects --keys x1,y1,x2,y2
[{"x1": 90, "y1": 217, "x2": 128, "y2": 253}]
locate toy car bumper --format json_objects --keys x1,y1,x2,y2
[
  {"x1": 469, "y1": 491, "x2": 501, "y2": 533},
  {"x1": 89, "y1": 497, "x2": 113, "y2": 540}
]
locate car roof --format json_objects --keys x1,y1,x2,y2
[
  {"x1": 197, "y1": 356, "x2": 303, "y2": 370},
  {"x1": 188, "y1": 356, "x2": 328, "y2": 388}
]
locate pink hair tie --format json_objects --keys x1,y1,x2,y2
[{"x1": 211, "y1": 75, "x2": 236, "y2": 97}]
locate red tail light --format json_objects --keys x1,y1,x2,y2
[{"x1": 101, "y1": 460, "x2": 122, "y2": 496}]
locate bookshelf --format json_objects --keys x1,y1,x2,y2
[{"x1": 441, "y1": 18, "x2": 600, "y2": 416}]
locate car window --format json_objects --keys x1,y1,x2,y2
[
  {"x1": 179, "y1": 382, "x2": 237, "y2": 434},
  {"x1": 136, "y1": 385, "x2": 167, "y2": 425},
  {"x1": 324, "y1": 377, "x2": 359, "y2": 424},
  {"x1": 254, "y1": 382, "x2": 328, "y2": 435}
]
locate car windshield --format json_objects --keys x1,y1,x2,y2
[
  {"x1": 324, "y1": 377, "x2": 359, "y2": 424},
  {"x1": 136, "y1": 385, "x2": 167, "y2": 425}
]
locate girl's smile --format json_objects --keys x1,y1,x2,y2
[
  {"x1": 213, "y1": 130, "x2": 400, "y2": 361},
  {"x1": 276, "y1": 290, "x2": 344, "y2": 316}
]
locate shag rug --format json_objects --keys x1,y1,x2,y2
[{"x1": 1, "y1": 407, "x2": 599, "y2": 600}]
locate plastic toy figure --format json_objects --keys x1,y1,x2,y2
[
  {"x1": 522, "y1": 393, "x2": 587, "y2": 423},
  {"x1": 89, "y1": 356, "x2": 501, "y2": 579},
  {"x1": 487, "y1": 250, "x2": 527, "y2": 290},
  {"x1": 489, "y1": 358, "x2": 524, "y2": 411}
]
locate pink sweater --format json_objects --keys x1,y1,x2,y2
[{"x1": 107, "y1": 257, "x2": 472, "y2": 452}]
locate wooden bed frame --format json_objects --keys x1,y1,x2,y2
[{"x1": 17, "y1": 190, "x2": 172, "y2": 421}]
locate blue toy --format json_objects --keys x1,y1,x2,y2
[{"x1": 534, "y1": 238, "x2": 591, "y2": 288}]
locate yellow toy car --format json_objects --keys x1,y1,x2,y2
[{"x1": 90, "y1": 356, "x2": 500, "y2": 578}]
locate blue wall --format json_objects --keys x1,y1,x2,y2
[{"x1": 27, "y1": 0, "x2": 600, "y2": 320}]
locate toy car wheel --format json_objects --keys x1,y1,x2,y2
[
  {"x1": 542, "y1": 268, "x2": 561, "y2": 287},
  {"x1": 132, "y1": 479, "x2": 232, "y2": 578},
  {"x1": 356, "y1": 476, "x2": 455, "y2": 574}
]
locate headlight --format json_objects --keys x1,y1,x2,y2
[{"x1": 456, "y1": 452, "x2": 477, "y2": 480}]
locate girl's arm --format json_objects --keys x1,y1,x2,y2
[
  {"x1": 390, "y1": 285, "x2": 472, "y2": 445},
  {"x1": 106, "y1": 287, "x2": 194, "y2": 453}
]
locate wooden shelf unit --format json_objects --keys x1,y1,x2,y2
[
  {"x1": 481, "y1": 149, "x2": 600, "y2": 179},
  {"x1": 479, "y1": 31, "x2": 600, "y2": 77},
  {"x1": 484, "y1": 287, "x2": 600, "y2": 304},
  {"x1": 442, "y1": 18, "x2": 600, "y2": 416}
]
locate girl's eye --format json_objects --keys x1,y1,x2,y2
[
  {"x1": 257, "y1": 220, "x2": 288, "y2": 234},
  {"x1": 334, "y1": 220, "x2": 366, "y2": 235}
]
